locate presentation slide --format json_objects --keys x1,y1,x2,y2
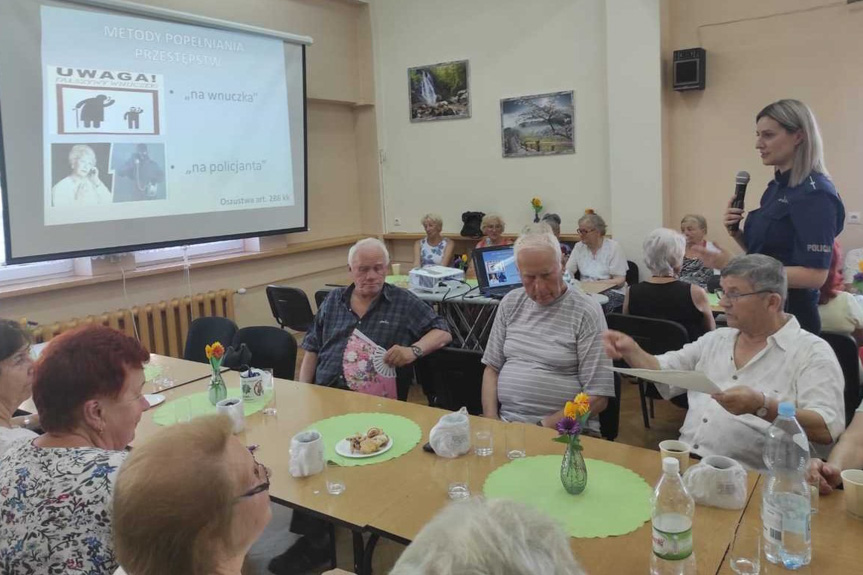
[
  {"x1": 41, "y1": 6, "x2": 293, "y2": 226},
  {"x1": 481, "y1": 250, "x2": 521, "y2": 287}
]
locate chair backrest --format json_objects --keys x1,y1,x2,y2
[
  {"x1": 314, "y1": 289, "x2": 332, "y2": 310},
  {"x1": 183, "y1": 317, "x2": 239, "y2": 364},
  {"x1": 266, "y1": 286, "x2": 315, "y2": 332},
  {"x1": 820, "y1": 331, "x2": 861, "y2": 426},
  {"x1": 605, "y1": 313, "x2": 689, "y2": 356},
  {"x1": 626, "y1": 260, "x2": 640, "y2": 286},
  {"x1": 232, "y1": 326, "x2": 298, "y2": 380},
  {"x1": 414, "y1": 347, "x2": 484, "y2": 415}
]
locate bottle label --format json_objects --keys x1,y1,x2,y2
[
  {"x1": 652, "y1": 524, "x2": 693, "y2": 560},
  {"x1": 762, "y1": 501, "x2": 782, "y2": 544}
]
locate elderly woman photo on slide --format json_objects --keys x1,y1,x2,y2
[{"x1": 51, "y1": 144, "x2": 112, "y2": 207}]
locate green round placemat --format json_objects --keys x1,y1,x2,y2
[
  {"x1": 144, "y1": 364, "x2": 163, "y2": 382},
  {"x1": 152, "y1": 387, "x2": 269, "y2": 426},
  {"x1": 306, "y1": 413, "x2": 422, "y2": 467},
  {"x1": 483, "y1": 455, "x2": 652, "y2": 538}
]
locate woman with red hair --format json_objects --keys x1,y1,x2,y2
[
  {"x1": 0, "y1": 325, "x2": 150, "y2": 575},
  {"x1": 818, "y1": 241, "x2": 863, "y2": 345}
]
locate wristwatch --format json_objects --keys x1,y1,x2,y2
[
  {"x1": 755, "y1": 392, "x2": 769, "y2": 418},
  {"x1": 410, "y1": 345, "x2": 424, "y2": 359}
]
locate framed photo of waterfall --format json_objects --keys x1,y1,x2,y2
[{"x1": 408, "y1": 60, "x2": 470, "y2": 122}]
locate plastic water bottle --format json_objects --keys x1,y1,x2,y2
[
  {"x1": 650, "y1": 457, "x2": 696, "y2": 575},
  {"x1": 762, "y1": 402, "x2": 811, "y2": 569}
]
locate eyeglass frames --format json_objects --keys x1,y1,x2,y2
[
  {"x1": 715, "y1": 289, "x2": 773, "y2": 302},
  {"x1": 237, "y1": 459, "x2": 271, "y2": 500}
]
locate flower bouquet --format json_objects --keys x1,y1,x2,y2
[
  {"x1": 553, "y1": 392, "x2": 591, "y2": 494},
  {"x1": 453, "y1": 253, "x2": 469, "y2": 272},
  {"x1": 206, "y1": 341, "x2": 227, "y2": 405},
  {"x1": 530, "y1": 197, "x2": 543, "y2": 223}
]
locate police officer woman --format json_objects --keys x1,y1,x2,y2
[{"x1": 701, "y1": 99, "x2": 844, "y2": 333}]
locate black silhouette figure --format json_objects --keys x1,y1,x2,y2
[
  {"x1": 118, "y1": 144, "x2": 164, "y2": 200},
  {"x1": 123, "y1": 107, "x2": 144, "y2": 129},
  {"x1": 74, "y1": 95, "x2": 115, "y2": 128}
]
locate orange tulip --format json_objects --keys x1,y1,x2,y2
[
  {"x1": 572, "y1": 392, "x2": 590, "y2": 418},
  {"x1": 205, "y1": 341, "x2": 225, "y2": 360}
]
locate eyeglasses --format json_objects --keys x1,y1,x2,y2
[
  {"x1": 237, "y1": 460, "x2": 271, "y2": 500},
  {"x1": 577, "y1": 228, "x2": 596, "y2": 235},
  {"x1": 716, "y1": 289, "x2": 773, "y2": 302}
]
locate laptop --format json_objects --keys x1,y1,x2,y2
[{"x1": 472, "y1": 244, "x2": 522, "y2": 299}]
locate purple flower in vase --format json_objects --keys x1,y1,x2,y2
[{"x1": 556, "y1": 417, "x2": 581, "y2": 436}]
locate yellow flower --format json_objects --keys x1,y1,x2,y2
[
  {"x1": 530, "y1": 197, "x2": 542, "y2": 209},
  {"x1": 564, "y1": 401, "x2": 577, "y2": 419},
  {"x1": 461, "y1": 254, "x2": 468, "y2": 262},
  {"x1": 858, "y1": 260, "x2": 863, "y2": 273},
  {"x1": 572, "y1": 392, "x2": 590, "y2": 417},
  {"x1": 205, "y1": 341, "x2": 225, "y2": 360}
]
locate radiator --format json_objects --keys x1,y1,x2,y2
[{"x1": 28, "y1": 289, "x2": 235, "y2": 359}]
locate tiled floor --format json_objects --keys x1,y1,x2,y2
[{"x1": 289, "y1": 344, "x2": 687, "y2": 574}]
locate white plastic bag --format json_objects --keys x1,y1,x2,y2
[
  {"x1": 429, "y1": 407, "x2": 471, "y2": 458},
  {"x1": 682, "y1": 455, "x2": 748, "y2": 510}
]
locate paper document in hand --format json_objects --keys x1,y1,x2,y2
[{"x1": 610, "y1": 367, "x2": 722, "y2": 394}]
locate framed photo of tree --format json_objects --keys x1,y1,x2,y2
[
  {"x1": 408, "y1": 60, "x2": 470, "y2": 122},
  {"x1": 500, "y1": 90, "x2": 575, "y2": 158}
]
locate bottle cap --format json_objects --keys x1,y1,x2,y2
[
  {"x1": 778, "y1": 402, "x2": 795, "y2": 417},
  {"x1": 662, "y1": 457, "x2": 679, "y2": 474}
]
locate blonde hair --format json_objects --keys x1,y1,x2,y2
[
  {"x1": 113, "y1": 416, "x2": 239, "y2": 575},
  {"x1": 481, "y1": 214, "x2": 505, "y2": 231},
  {"x1": 391, "y1": 498, "x2": 584, "y2": 575},
  {"x1": 757, "y1": 99, "x2": 829, "y2": 188},
  {"x1": 680, "y1": 214, "x2": 707, "y2": 232},
  {"x1": 420, "y1": 213, "x2": 443, "y2": 228}
]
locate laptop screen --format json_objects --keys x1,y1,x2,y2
[{"x1": 474, "y1": 245, "x2": 522, "y2": 289}]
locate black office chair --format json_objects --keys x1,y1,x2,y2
[
  {"x1": 598, "y1": 373, "x2": 622, "y2": 442},
  {"x1": 820, "y1": 331, "x2": 861, "y2": 427},
  {"x1": 266, "y1": 285, "x2": 315, "y2": 332},
  {"x1": 184, "y1": 317, "x2": 239, "y2": 364},
  {"x1": 413, "y1": 347, "x2": 484, "y2": 415},
  {"x1": 232, "y1": 326, "x2": 298, "y2": 380},
  {"x1": 314, "y1": 289, "x2": 332, "y2": 310},
  {"x1": 626, "y1": 260, "x2": 640, "y2": 286},
  {"x1": 605, "y1": 313, "x2": 690, "y2": 428}
]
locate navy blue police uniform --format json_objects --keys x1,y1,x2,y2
[{"x1": 744, "y1": 170, "x2": 844, "y2": 333}]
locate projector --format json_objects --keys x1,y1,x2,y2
[{"x1": 409, "y1": 266, "x2": 465, "y2": 293}]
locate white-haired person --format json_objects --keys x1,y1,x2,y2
[
  {"x1": 390, "y1": 498, "x2": 584, "y2": 575},
  {"x1": 413, "y1": 213, "x2": 455, "y2": 269},
  {"x1": 604, "y1": 254, "x2": 845, "y2": 470},
  {"x1": 278, "y1": 238, "x2": 451, "y2": 574},
  {"x1": 625, "y1": 228, "x2": 715, "y2": 342},
  {"x1": 51, "y1": 144, "x2": 112, "y2": 207},
  {"x1": 679, "y1": 214, "x2": 723, "y2": 289},
  {"x1": 482, "y1": 223, "x2": 613, "y2": 432},
  {"x1": 475, "y1": 214, "x2": 511, "y2": 249},
  {"x1": 698, "y1": 99, "x2": 845, "y2": 333},
  {"x1": 565, "y1": 211, "x2": 628, "y2": 311}
]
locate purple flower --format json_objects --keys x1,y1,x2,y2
[{"x1": 556, "y1": 417, "x2": 582, "y2": 436}]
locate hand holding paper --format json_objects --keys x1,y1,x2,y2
[{"x1": 610, "y1": 367, "x2": 722, "y2": 395}]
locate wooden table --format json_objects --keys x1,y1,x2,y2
[
  {"x1": 717, "y1": 481, "x2": 863, "y2": 574},
  {"x1": 135, "y1": 367, "x2": 760, "y2": 575}
]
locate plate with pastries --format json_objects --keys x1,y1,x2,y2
[{"x1": 335, "y1": 427, "x2": 393, "y2": 459}]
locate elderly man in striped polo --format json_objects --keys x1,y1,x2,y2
[{"x1": 481, "y1": 223, "x2": 614, "y2": 433}]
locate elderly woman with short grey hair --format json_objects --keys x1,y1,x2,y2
[
  {"x1": 390, "y1": 498, "x2": 585, "y2": 575},
  {"x1": 679, "y1": 214, "x2": 722, "y2": 289},
  {"x1": 565, "y1": 212, "x2": 628, "y2": 310},
  {"x1": 413, "y1": 213, "x2": 455, "y2": 269},
  {"x1": 625, "y1": 228, "x2": 715, "y2": 341}
]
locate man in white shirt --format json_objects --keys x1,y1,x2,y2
[{"x1": 604, "y1": 254, "x2": 845, "y2": 470}]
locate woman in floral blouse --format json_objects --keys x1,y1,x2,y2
[
  {"x1": 413, "y1": 213, "x2": 455, "y2": 269},
  {"x1": 0, "y1": 325, "x2": 150, "y2": 575}
]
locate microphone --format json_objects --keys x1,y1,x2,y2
[{"x1": 728, "y1": 171, "x2": 750, "y2": 233}]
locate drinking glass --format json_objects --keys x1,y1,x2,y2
[
  {"x1": 152, "y1": 367, "x2": 175, "y2": 393},
  {"x1": 505, "y1": 424, "x2": 526, "y2": 459},
  {"x1": 446, "y1": 456, "x2": 470, "y2": 501},
  {"x1": 261, "y1": 368, "x2": 277, "y2": 416},
  {"x1": 173, "y1": 396, "x2": 192, "y2": 424},
  {"x1": 729, "y1": 526, "x2": 761, "y2": 574},
  {"x1": 474, "y1": 430, "x2": 494, "y2": 457},
  {"x1": 324, "y1": 460, "x2": 345, "y2": 495}
]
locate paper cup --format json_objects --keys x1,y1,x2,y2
[
  {"x1": 216, "y1": 398, "x2": 245, "y2": 434},
  {"x1": 841, "y1": 469, "x2": 863, "y2": 519},
  {"x1": 289, "y1": 430, "x2": 325, "y2": 477},
  {"x1": 659, "y1": 440, "x2": 691, "y2": 473},
  {"x1": 391, "y1": 263, "x2": 402, "y2": 275}
]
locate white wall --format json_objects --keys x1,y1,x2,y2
[{"x1": 371, "y1": 0, "x2": 611, "y2": 237}]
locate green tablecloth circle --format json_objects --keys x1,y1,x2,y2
[
  {"x1": 306, "y1": 412, "x2": 422, "y2": 467},
  {"x1": 483, "y1": 455, "x2": 652, "y2": 538},
  {"x1": 152, "y1": 387, "x2": 269, "y2": 426}
]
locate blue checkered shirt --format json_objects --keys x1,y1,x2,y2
[{"x1": 302, "y1": 283, "x2": 449, "y2": 385}]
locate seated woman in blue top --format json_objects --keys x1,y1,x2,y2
[
  {"x1": 697, "y1": 99, "x2": 845, "y2": 333},
  {"x1": 413, "y1": 213, "x2": 455, "y2": 269}
]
